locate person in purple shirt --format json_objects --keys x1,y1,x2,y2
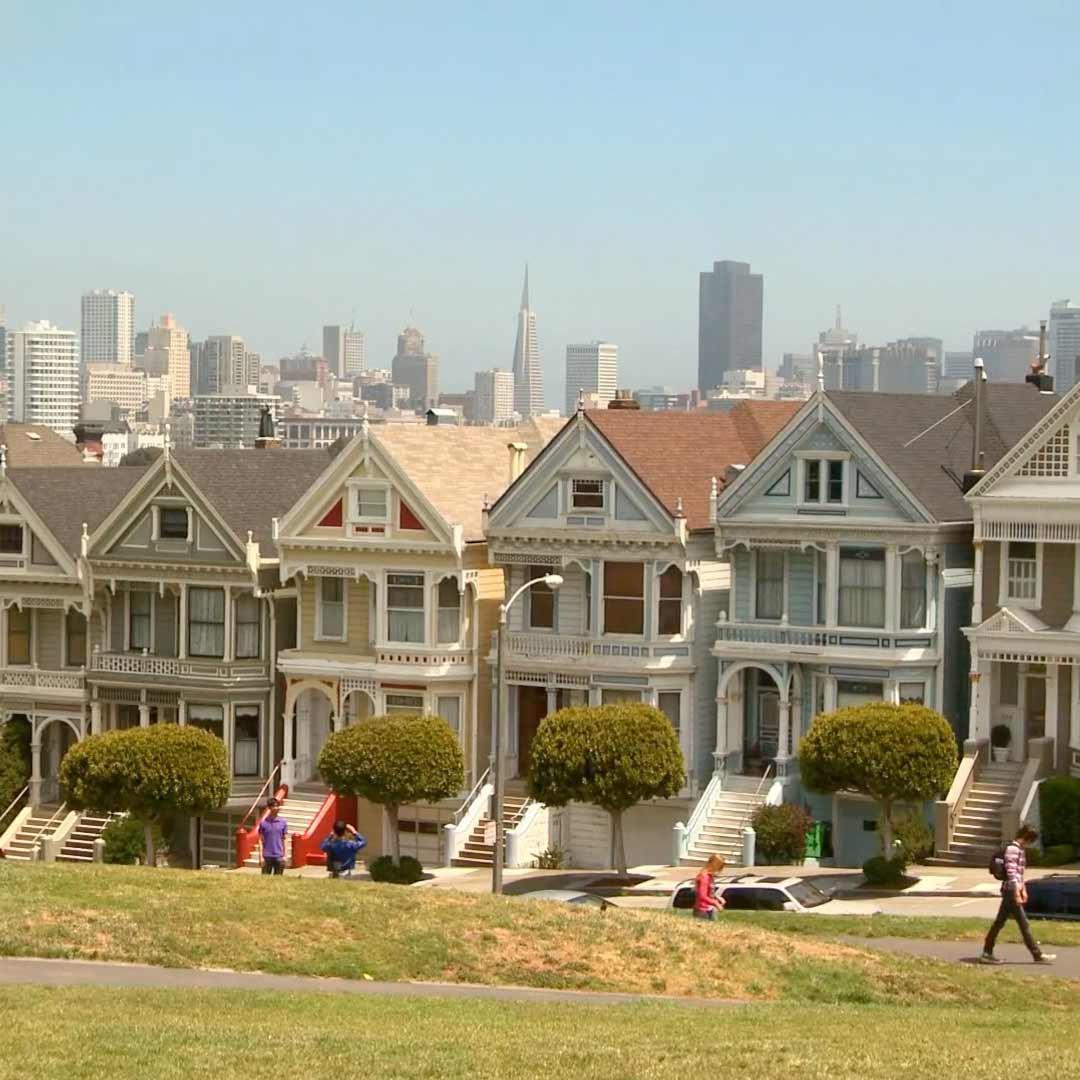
[{"x1": 258, "y1": 797, "x2": 288, "y2": 875}]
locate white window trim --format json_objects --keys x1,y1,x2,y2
[
  {"x1": 569, "y1": 477, "x2": 607, "y2": 513},
  {"x1": 62, "y1": 608, "x2": 88, "y2": 669},
  {"x1": 436, "y1": 693, "x2": 465, "y2": 747},
  {"x1": 126, "y1": 589, "x2": 156, "y2": 653},
  {"x1": 898, "y1": 548, "x2": 931, "y2": 632},
  {"x1": 383, "y1": 690, "x2": 427, "y2": 714},
  {"x1": 0, "y1": 516, "x2": 28, "y2": 562},
  {"x1": 4, "y1": 605, "x2": 35, "y2": 667},
  {"x1": 346, "y1": 480, "x2": 391, "y2": 525},
  {"x1": 385, "y1": 570, "x2": 427, "y2": 645},
  {"x1": 655, "y1": 563, "x2": 687, "y2": 640},
  {"x1": 525, "y1": 568, "x2": 558, "y2": 633},
  {"x1": 232, "y1": 701, "x2": 262, "y2": 777},
  {"x1": 999, "y1": 540, "x2": 1043, "y2": 609},
  {"x1": 152, "y1": 504, "x2": 192, "y2": 543},
  {"x1": 897, "y1": 681, "x2": 927, "y2": 705},
  {"x1": 234, "y1": 592, "x2": 263, "y2": 660},
  {"x1": 750, "y1": 549, "x2": 787, "y2": 623},
  {"x1": 835, "y1": 545, "x2": 888, "y2": 632},
  {"x1": 600, "y1": 561, "x2": 646, "y2": 639},
  {"x1": 315, "y1": 577, "x2": 348, "y2": 642},
  {"x1": 435, "y1": 576, "x2": 463, "y2": 646},
  {"x1": 795, "y1": 451, "x2": 851, "y2": 508}
]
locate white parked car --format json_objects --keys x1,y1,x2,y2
[
  {"x1": 519, "y1": 889, "x2": 613, "y2": 911},
  {"x1": 668, "y1": 874, "x2": 881, "y2": 916}
]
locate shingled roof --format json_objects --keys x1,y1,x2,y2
[
  {"x1": 585, "y1": 402, "x2": 802, "y2": 530},
  {"x1": 371, "y1": 417, "x2": 563, "y2": 541},
  {"x1": 7, "y1": 466, "x2": 151, "y2": 556},
  {"x1": 827, "y1": 383, "x2": 1058, "y2": 522},
  {"x1": 172, "y1": 448, "x2": 333, "y2": 549},
  {"x1": 0, "y1": 424, "x2": 87, "y2": 468}
]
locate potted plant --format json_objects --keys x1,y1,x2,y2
[{"x1": 991, "y1": 724, "x2": 1012, "y2": 763}]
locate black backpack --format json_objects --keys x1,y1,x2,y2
[{"x1": 989, "y1": 848, "x2": 1007, "y2": 881}]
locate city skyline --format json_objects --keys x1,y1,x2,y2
[{"x1": 3, "y1": 5, "x2": 1078, "y2": 403}]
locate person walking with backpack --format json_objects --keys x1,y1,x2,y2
[{"x1": 981, "y1": 825, "x2": 1055, "y2": 965}]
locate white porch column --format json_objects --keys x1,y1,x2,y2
[
  {"x1": 89, "y1": 701, "x2": 102, "y2": 736},
  {"x1": 972, "y1": 542, "x2": 984, "y2": 625},
  {"x1": 546, "y1": 688, "x2": 558, "y2": 715},
  {"x1": 926, "y1": 549, "x2": 939, "y2": 632},
  {"x1": 884, "y1": 679, "x2": 899, "y2": 705},
  {"x1": 224, "y1": 702, "x2": 235, "y2": 776},
  {"x1": 178, "y1": 585, "x2": 188, "y2": 659},
  {"x1": 884, "y1": 545, "x2": 898, "y2": 629},
  {"x1": 824, "y1": 675, "x2": 838, "y2": 713},
  {"x1": 283, "y1": 686, "x2": 296, "y2": 786},
  {"x1": 776, "y1": 697, "x2": 792, "y2": 769},
  {"x1": 969, "y1": 653, "x2": 990, "y2": 742},
  {"x1": 223, "y1": 586, "x2": 233, "y2": 662},
  {"x1": 138, "y1": 704, "x2": 150, "y2": 727},
  {"x1": 178, "y1": 698, "x2": 187, "y2": 727},
  {"x1": 589, "y1": 560, "x2": 602, "y2": 638},
  {"x1": 825, "y1": 543, "x2": 839, "y2": 628},
  {"x1": 714, "y1": 695, "x2": 729, "y2": 772},
  {"x1": 29, "y1": 735, "x2": 43, "y2": 807}
]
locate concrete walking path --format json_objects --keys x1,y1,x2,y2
[
  {"x1": 0, "y1": 956, "x2": 739, "y2": 1008},
  {"x1": 846, "y1": 936, "x2": 1080, "y2": 977}
]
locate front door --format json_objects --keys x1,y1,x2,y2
[
  {"x1": 516, "y1": 686, "x2": 548, "y2": 778},
  {"x1": 40, "y1": 722, "x2": 76, "y2": 805}
]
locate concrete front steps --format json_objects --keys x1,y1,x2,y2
[
  {"x1": 681, "y1": 777, "x2": 768, "y2": 868},
  {"x1": 451, "y1": 796, "x2": 529, "y2": 867},
  {"x1": 2, "y1": 806, "x2": 67, "y2": 861},
  {"x1": 200, "y1": 787, "x2": 330, "y2": 869},
  {"x1": 926, "y1": 761, "x2": 1026, "y2": 867},
  {"x1": 56, "y1": 812, "x2": 123, "y2": 863}
]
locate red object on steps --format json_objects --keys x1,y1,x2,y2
[
  {"x1": 235, "y1": 784, "x2": 289, "y2": 868},
  {"x1": 291, "y1": 792, "x2": 359, "y2": 868}
]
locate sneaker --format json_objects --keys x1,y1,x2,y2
[
  {"x1": 979, "y1": 953, "x2": 1002, "y2": 964},
  {"x1": 1035, "y1": 954, "x2": 1057, "y2": 964}
]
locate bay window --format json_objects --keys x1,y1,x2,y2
[
  {"x1": 527, "y1": 566, "x2": 555, "y2": 630},
  {"x1": 754, "y1": 551, "x2": 784, "y2": 620},
  {"x1": 838, "y1": 547, "x2": 885, "y2": 628},
  {"x1": 235, "y1": 593, "x2": 261, "y2": 658},
  {"x1": 900, "y1": 551, "x2": 927, "y2": 629},
  {"x1": 65, "y1": 610, "x2": 87, "y2": 667},
  {"x1": 7, "y1": 608, "x2": 31, "y2": 665},
  {"x1": 437, "y1": 695, "x2": 462, "y2": 740},
  {"x1": 387, "y1": 573, "x2": 425, "y2": 643},
  {"x1": 316, "y1": 578, "x2": 346, "y2": 641},
  {"x1": 603, "y1": 561, "x2": 644, "y2": 635},
  {"x1": 658, "y1": 566, "x2": 683, "y2": 636},
  {"x1": 129, "y1": 591, "x2": 152, "y2": 651},
  {"x1": 437, "y1": 578, "x2": 461, "y2": 644},
  {"x1": 188, "y1": 587, "x2": 225, "y2": 657},
  {"x1": 233, "y1": 706, "x2": 260, "y2": 776}
]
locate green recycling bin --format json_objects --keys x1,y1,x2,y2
[{"x1": 805, "y1": 821, "x2": 828, "y2": 859}]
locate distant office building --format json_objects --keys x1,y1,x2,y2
[
  {"x1": 944, "y1": 351, "x2": 974, "y2": 379},
  {"x1": 564, "y1": 341, "x2": 617, "y2": 416},
  {"x1": 259, "y1": 365, "x2": 280, "y2": 396},
  {"x1": 193, "y1": 388, "x2": 282, "y2": 448},
  {"x1": 280, "y1": 348, "x2": 319, "y2": 383},
  {"x1": 81, "y1": 289, "x2": 134, "y2": 366},
  {"x1": 972, "y1": 328, "x2": 1038, "y2": 384},
  {"x1": 1050, "y1": 301, "x2": 1080, "y2": 392},
  {"x1": 86, "y1": 363, "x2": 147, "y2": 414},
  {"x1": 8, "y1": 321, "x2": 80, "y2": 434},
  {"x1": 138, "y1": 313, "x2": 190, "y2": 397},
  {"x1": 473, "y1": 368, "x2": 515, "y2": 423},
  {"x1": 781, "y1": 352, "x2": 817, "y2": 387},
  {"x1": 391, "y1": 326, "x2": 439, "y2": 409},
  {"x1": 512, "y1": 267, "x2": 544, "y2": 417},
  {"x1": 633, "y1": 386, "x2": 693, "y2": 412},
  {"x1": 824, "y1": 347, "x2": 878, "y2": 391},
  {"x1": 323, "y1": 325, "x2": 366, "y2": 378},
  {"x1": 281, "y1": 415, "x2": 366, "y2": 449},
  {"x1": 698, "y1": 260, "x2": 762, "y2": 392},
  {"x1": 194, "y1": 335, "x2": 251, "y2": 395},
  {"x1": 878, "y1": 337, "x2": 942, "y2": 395}
]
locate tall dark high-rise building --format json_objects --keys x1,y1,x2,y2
[
  {"x1": 392, "y1": 326, "x2": 439, "y2": 409},
  {"x1": 697, "y1": 260, "x2": 763, "y2": 392}
]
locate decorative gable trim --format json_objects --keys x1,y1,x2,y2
[
  {"x1": 0, "y1": 479, "x2": 79, "y2": 576},
  {"x1": 764, "y1": 470, "x2": 791, "y2": 497},
  {"x1": 973, "y1": 606, "x2": 1049, "y2": 635},
  {"x1": 318, "y1": 500, "x2": 343, "y2": 528}
]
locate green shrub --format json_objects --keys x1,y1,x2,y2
[
  {"x1": 1029, "y1": 843, "x2": 1077, "y2": 868},
  {"x1": 531, "y1": 846, "x2": 565, "y2": 870},
  {"x1": 368, "y1": 854, "x2": 424, "y2": 884},
  {"x1": 751, "y1": 804, "x2": 811, "y2": 864},
  {"x1": 0, "y1": 717, "x2": 31, "y2": 826},
  {"x1": 990, "y1": 724, "x2": 1011, "y2": 749},
  {"x1": 102, "y1": 816, "x2": 166, "y2": 865},
  {"x1": 862, "y1": 854, "x2": 908, "y2": 886},
  {"x1": 889, "y1": 809, "x2": 934, "y2": 862},
  {"x1": 1039, "y1": 776, "x2": 1080, "y2": 848}
]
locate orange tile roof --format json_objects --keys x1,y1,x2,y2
[{"x1": 585, "y1": 401, "x2": 802, "y2": 530}]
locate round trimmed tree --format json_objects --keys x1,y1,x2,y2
[
  {"x1": 318, "y1": 713, "x2": 464, "y2": 866},
  {"x1": 527, "y1": 703, "x2": 685, "y2": 874},
  {"x1": 60, "y1": 724, "x2": 231, "y2": 865},
  {"x1": 798, "y1": 702, "x2": 957, "y2": 856}
]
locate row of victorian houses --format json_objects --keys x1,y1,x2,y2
[{"x1": 1, "y1": 367, "x2": 1078, "y2": 871}]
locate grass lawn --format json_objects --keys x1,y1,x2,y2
[
  {"x1": 1, "y1": 986, "x2": 1077, "y2": 1080},
  {"x1": 2, "y1": 863, "x2": 1079, "y2": 1009}
]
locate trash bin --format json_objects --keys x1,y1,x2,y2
[{"x1": 805, "y1": 821, "x2": 832, "y2": 860}]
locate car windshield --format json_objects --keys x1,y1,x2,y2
[{"x1": 785, "y1": 881, "x2": 830, "y2": 908}]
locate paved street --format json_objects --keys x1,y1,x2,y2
[{"x1": 846, "y1": 937, "x2": 1080, "y2": 977}]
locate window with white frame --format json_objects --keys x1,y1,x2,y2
[
  {"x1": 657, "y1": 566, "x2": 683, "y2": 635},
  {"x1": 65, "y1": 609, "x2": 87, "y2": 667},
  {"x1": 385, "y1": 693, "x2": 424, "y2": 714},
  {"x1": 838, "y1": 546, "x2": 886, "y2": 628},
  {"x1": 129, "y1": 591, "x2": 153, "y2": 651},
  {"x1": 317, "y1": 577, "x2": 346, "y2": 641},
  {"x1": 1003, "y1": 541, "x2": 1039, "y2": 604},
  {"x1": 157, "y1": 506, "x2": 190, "y2": 541},
  {"x1": 351, "y1": 484, "x2": 389, "y2": 522},
  {"x1": 657, "y1": 691, "x2": 681, "y2": 740},
  {"x1": 187, "y1": 703, "x2": 224, "y2": 740},
  {"x1": 437, "y1": 695, "x2": 462, "y2": 740},
  {"x1": 527, "y1": 565, "x2": 555, "y2": 630},
  {"x1": 571, "y1": 478, "x2": 605, "y2": 510},
  {"x1": 437, "y1": 578, "x2": 461, "y2": 644},
  {"x1": 802, "y1": 458, "x2": 845, "y2": 505},
  {"x1": 387, "y1": 573, "x2": 425, "y2": 643},
  {"x1": 814, "y1": 549, "x2": 827, "y2": 625},
  {"x1": 7, "y1": 607, "x2": 31, "y2": 665},
  {"x1": 235, "y1": 593, "x2": 261, "y2": 658},
  {"x1": 754, "y1": 551, "x2": 785, "y2": 620},
  {"x1": 899, "y1": 682, "x2": 926, "y2": 705},
  {"x1": 900, "y1": 551, "x2": 928, "y2": 629},
  {"x1": 233, "y1": 706, "x2": 260, "y2": 776},
  {"x1": 0, "y1": 523, "x2": 25, "y2": 556},
  {"x1": 603, "y1": 561, "x2": 644, "y2": 635},
  {"x1": 188, "y1": 587, "x2": 225, "y2": 657}
]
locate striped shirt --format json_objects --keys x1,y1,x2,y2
[{"x1": 1003, "y1": 842, "x2": 1025, "y2": 892}]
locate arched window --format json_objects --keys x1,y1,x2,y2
[{"x1": 658, "y1": 566, "x2": 683, "y2": 635}]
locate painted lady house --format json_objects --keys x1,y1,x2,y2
[
  {"x1": 483, "y1": 396, "x2": 799, "y2": 869},
  {"x1": 700, "y1": 377, "x2": 1056, "y2": 866}
]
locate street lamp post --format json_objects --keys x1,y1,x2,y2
[{"x1": 492, "y1": 572, "x2": 563, "y2": 894}]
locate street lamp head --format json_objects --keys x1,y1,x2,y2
[{"x1": 544, "y1": 574, "x2": 564, "y2": 590}]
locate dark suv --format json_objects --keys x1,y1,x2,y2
[{"x1": 1024, "y1": 875, "x2": 1080, "y2": 921}]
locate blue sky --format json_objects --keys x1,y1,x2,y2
[{"x1": 3, "y1": 2, "x2": 1078, "y2": 401}]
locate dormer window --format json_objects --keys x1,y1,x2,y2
[
  {"x1": 571, "y1": 479, "x2": 605, "y2": 510},
  {"x1": 355, "y1": 487, "x2": 388, "y2": 522},
  {"x1": 798, "y1": 454, "x2": 848, "y2": 507},
  {"x1": 346, "y1": 481, "x2": 390, "y2": 536},
  {"x1": 159, "y1": 507, "x2": 190, "y2": 540},
  {"x1": 0, "y1": 524, "x2": 24, "y2": 556}
]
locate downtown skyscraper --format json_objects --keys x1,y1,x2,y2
[
  {"x1": 697, "y1": 260, "x2": 762, "y2": 392},
  {"x1": 512, "y1": 266, "x2": 544, "y2": 417},
  {"x1": 565, "y1": 341, "x2": 618, "y2": 415},
  {"x1": 81, "y1": 289, "x2": 134, "y2": 366}
]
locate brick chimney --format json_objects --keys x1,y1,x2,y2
[{"x1": 607, "y1": 389, "x2": 640, "y2": 411}]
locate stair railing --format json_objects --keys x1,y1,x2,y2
[
  {"x1": 22, "y1": 801, "x2": 68, "y2": 859},
  {"x1": 443, "y1": 767, "x2": 493, "y2": 867},
  {"x1": 235, "y1": 761, "x2": 288, "y2": 868}
]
